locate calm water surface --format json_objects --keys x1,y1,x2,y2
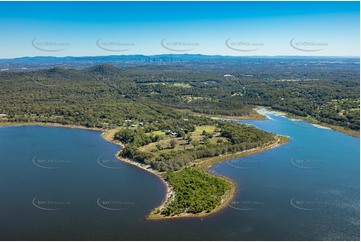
[{"x1": 0, "y1": 110, "x2": 359, "y2": 240}]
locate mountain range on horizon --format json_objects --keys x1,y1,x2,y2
[
  {"x1": 0, "y1": 54, "x2": 358, "y2": 72},
  {"x1": 1, "y1": 54, "x2": 359, "y2": 62}
]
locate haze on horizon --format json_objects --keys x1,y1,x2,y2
[{"x1": 0, "y1": 1, "x2": 359, "y2": 58}]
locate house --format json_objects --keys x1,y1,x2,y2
[{"x1": 224, "y1": 74, "x2": 235, "y2": 78}]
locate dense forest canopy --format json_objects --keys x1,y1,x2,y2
[{"x1": 0, "y1": 56, "x2": 359, "y2": 131}]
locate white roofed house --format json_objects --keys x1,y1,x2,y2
[{"x1": 224, "y1": 74, "x2": 235, "y2": 78}]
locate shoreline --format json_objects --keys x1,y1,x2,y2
[
  {"x1": 174, "y1": 105, "x2": 359, "y2": 137},
  {"x1": 257, "y1": 107, "x2": 359, "y2": 137},
  {"x1": 196, "y1": 136, "x2": 289, "y2": 172},
  {"x1": 0, "y1": 121, "x2": 105, "y2": 131},
  {"x1": 147, "y1": 135, "x2": 289, "y2": 220},
  {"x1": 0, "y1": 120, "x2": 288, "y2": 221},
  {"x1": 174, "y1": 107, "x2": 267, "y2": 120},
  {"x1": 101, "y1": 129, "x2": 175, "y2": 218},
  {"x1": 146, "y1": 175, "x2": 237, "y2": 221}
]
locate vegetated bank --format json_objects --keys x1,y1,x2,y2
[{"x1": 112, "y1": 117, "x2": 288, "y2": 219}]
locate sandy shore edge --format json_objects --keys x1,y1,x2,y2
[
  {"x1": 174, "y1": 107, "x2": 267, "y2": 121},
  {"x1": 255, "y1": 107, "x2": 359, "y2": 137}
]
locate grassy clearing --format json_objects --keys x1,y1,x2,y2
[
  {"x1": 102, "y1": 127, "x2": 123, "y2": 141},
  {"x1": 173, "y1": 83, "x2": 192, "y2": 88},
  {"x1": 152, "y1": 130, "x2": 166, "y2": 136},
  {"x1": 139, "y1": 137, "x2": 187, "y2": 152},
  {"x1": 192, "y1": 125, "x2": 216, "y2": 135},
  {"x1": 182, "y1": 96, "x2": 212, "y2": 103},
  {"x1": 139, "y1": 125, "x2": 224, "y2": 154},
  {"x1": 146, "y1": 130, "x2": 166, "y2": 136},
  {"x1": 190, "y1": 125, "x2": 225, "y2": 145}
]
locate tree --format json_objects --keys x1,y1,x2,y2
[
  {"x1": 191, "y1": 140, "x2": 199, "y2": 149},
  {"x1": 202, "y1": 136, "x2": 209, "y2": 145},
  {"x1": 169, "y1": 139, "x2": 176, "y2": 149},
  {"x1": 186, "y1": 135, "x2": 192, "y2": 144}
]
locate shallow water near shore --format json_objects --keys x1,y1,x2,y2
[{"x1": 0, "y1": 109, "x2": 359, "y2": 240}]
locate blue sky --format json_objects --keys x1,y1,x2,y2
[{"x1": 0, "y1": 1, "x2": 359, "y2": 58}]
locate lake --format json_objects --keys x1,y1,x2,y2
[{"x1": 0, "y1": 109, "x2": 359, "y2": 240}]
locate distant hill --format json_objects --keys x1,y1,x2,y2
[
  {"x1": 84, "y1": 64, "x2": 124, "y2": 75},
  {"x1": 0, "y1": 54, "x2": 358, "y2": 72}
]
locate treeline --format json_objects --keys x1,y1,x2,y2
[
  {"x1": 114, "y1": 128, "x2": 160, "y2": 147},
  {"x1": 123, "y1": 140, "x2": 270, "y2": 172},
  {"x1": 0, "y1": 61, "x2": 358, "y2": 131},
  {"x1": 219, "y1": 121, "x2": 274, "y2": 144}
]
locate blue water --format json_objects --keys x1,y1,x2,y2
[
  {"x1": 0, "y1": 126, "x2": 166, "y2": 240},
  {"x1": 210, "y1": 109, "x2": 360, "y2": 240},
  {"x1": 0, "y1": 110, "x2": 359, "y2": 240}
]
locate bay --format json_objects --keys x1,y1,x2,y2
[{"x1": 0, "y1": 109, "x2": 359, "y2": 240}]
